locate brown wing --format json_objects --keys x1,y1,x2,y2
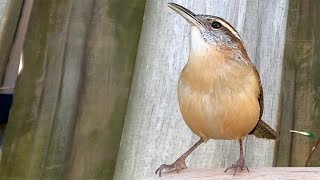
[
  {"x1": 253, "y1": 67, "x2": 264, "y2": 120},
  {"x1": 249, "y1": 68, "x2": 263, "y2": 134},
  {"x1": 258, "y1": 77, "x2": 264, "y2": 120},
  {"x1": 249, "y1": 68, "x2": 278, "y2": 139}
]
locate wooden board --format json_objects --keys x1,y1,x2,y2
[
  {"x1": 275, "y1": 0, "x2": 320, "y2": 167},
  {"x1": 0, "y1": 0, "x2": 146, "y2": 179},
  {"x1": 147, "y1": 168, "x2": 320, "y2": 180},
  {"x1": 114, "y1": 0, "x2": 289, "y2": 179},
  {"x1": 0, "y1": 0, "x2": 23, "y2": 84}
]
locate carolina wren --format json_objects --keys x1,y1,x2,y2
[{"x1": 155, "y1": 3, "x2": 278, "y2": 176}]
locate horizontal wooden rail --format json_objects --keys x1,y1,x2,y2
[{"x1": 148, "y1": 168, "x2": 320, "y2": 179}]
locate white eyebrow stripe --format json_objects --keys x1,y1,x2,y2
[{"x1": 216, "y1": 19, "x2": 242, "y2": 41}]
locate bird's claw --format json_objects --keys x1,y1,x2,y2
[
  {"x1": 224, "y1": 157, "x2": 249, "y2": 176},
  {"x1": 155, "y1": 158, "x2": 187, "y2": 177}
]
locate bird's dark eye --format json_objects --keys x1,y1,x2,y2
[{"x1": 211, "y1": 21, "x2": 222, "y2": 29}]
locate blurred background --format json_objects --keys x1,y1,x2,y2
[{"x1": 0, "y1": 0, "x2": 319, "y2": 179}]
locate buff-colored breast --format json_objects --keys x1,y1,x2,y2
[{"x1": 178, "y1": 49, "x2": 260, "y2": 141}]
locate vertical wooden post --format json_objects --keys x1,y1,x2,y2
[
  {"x1": 0, "y1": 0, "x2": 24, "y2": 161},
  {"x1": 1, "y1": 0, "x2": 34, "y2": 94},
  {"x1": 0, "y1": 0, "x2": 145, "y2": 179},
  {"x1": 276, "y1": 0, "x2": 320, "y2": 167},
  {"x1": 67, "y1": 0, "x2": 146, "y2": 179},
  {"x1": 0, "y1": 0, "x2": 23, "y2": 85},
  {"x1": 114, "y1": 0, "x2": 289, "y2": 179}
]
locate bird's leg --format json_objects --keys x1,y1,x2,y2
[
  {"x1": 155, "y1": 138, "x2": 204, "y2": 177},
  {"x1": 224, "y1": 139, "x2": 249, "y2": 176}
]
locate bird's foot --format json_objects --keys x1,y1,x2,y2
[
  {"x1": 155, "y1": 158, "x2": 187, "y2": 177},
  {"x1": 224, "y1": 157, "x2": 249, "y2": 176}
]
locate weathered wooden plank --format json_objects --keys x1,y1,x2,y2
[
  {"x1": 0, "y1": 0, "x2": 34, "y2": 94},
  {"x1": 276, "y1": 0, "x2": 320, "y2": 167},
  {"x1": 66, "y1": 0, "x2": 146, "y2": 179},
  {"x1": 0, "y1": 0, "x2": 145, "y2": 179},
  {"x1": 114, "y1": 0, "x2": 289, "y2": 179},
  {"x1": 147, "y1": 168, "x2": 320, "y2": 180},
  {"x1": 0, "y1": 0, "x2": 23, "y2": 83},
  {"x1": 0, "y1": 1, "x2": 76, "y2": 178}
]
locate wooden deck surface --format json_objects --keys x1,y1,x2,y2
[{"x1": 148, "y1": 167, "x2": 320, "y2": 180}]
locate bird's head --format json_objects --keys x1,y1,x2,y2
[{"x1": 168, "y1": 3, "x2": 247, "y2": 59}]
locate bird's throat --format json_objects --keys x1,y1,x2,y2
[{"x1": 190, "y1": 27, "x2": 209, "y2": 56}]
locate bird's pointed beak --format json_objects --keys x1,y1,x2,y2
[{"x1": 167, "y1": 3, "x2": 203, "y2": 28}]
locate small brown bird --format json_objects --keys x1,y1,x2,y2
[{"x1": 155, "y1": 3, "x2": 278, "y2": 177}]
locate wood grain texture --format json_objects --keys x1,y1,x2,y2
[
  {"x1": 276, "y1": 0, "x2": 320, "y2": 167},
  {"x1": 66, "y1": 0, "x2": 146, "y2": 179},
  {"x1": 114, "y1": 0, "x2": 289, "y2": 179},
  {"x1": 147, "y1": 167, "x2": 320, "y2": 180},
  {"x1": 1, "y1": 0, "x2": 34, "y2": 94},
  {"x1": 0, "y1": 0, "x2": 23, "y2": 84},
  {"x1": 0, "y1": 0, "x2": 145, "y2": 179}
]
